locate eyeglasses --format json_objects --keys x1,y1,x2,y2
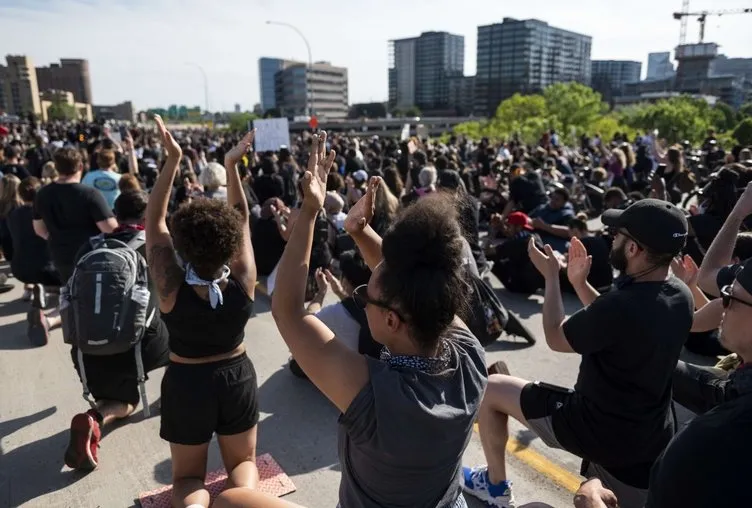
[
  {"x1": 720, "y1": 285, "x2": 752, "y2": 309},
  {"x1": 352, "y1": 284, "x2": 404, "y2": 321},
  {"x1": 610, "y1": 228, "x2": 644, "y2": 251}
]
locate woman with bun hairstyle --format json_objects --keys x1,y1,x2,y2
[{"x1": 270, "y1": 132, "x2": 487, "y2": 508}]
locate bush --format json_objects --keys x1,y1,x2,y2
[{"x1": 734, "y1": 119, "x2": 752, "y2": 146}]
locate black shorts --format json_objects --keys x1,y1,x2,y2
[
  {"x1": 160, "y1": 353, "x2": 259, "y2": 445},
  {"x1": 13, "y1": 264, "x2": 61, "y2": 287},
  {"x1": 71, "y1": 319, "x2": 170, "y2": 406}
]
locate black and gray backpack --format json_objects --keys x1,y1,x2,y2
[{"x1": 61, "y1": 231, "x2": 155, "y2": 416}]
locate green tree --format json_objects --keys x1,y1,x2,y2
[
  {"x1": 733, "y1": 119, "x2": 752, "y2": 146},
  {"x1": 590, "y1": 114, "x2": 636, "y2": 144},
  {"x1": 47, "y1": 101, "x2": 78, "y2": 121},
  {"x1": 543, "y1": 82, "x2": 607, "y2": 137},
  {"x1": 228, "y1": 112, "x2": 258, "y2": 132},
  {"x1": 618, "y1": 96, "x2": 714, "y2": 145},
  {"x1": 405, "y1": 106, "x2": 421, "y2": 117},
  {"x1": 711, "y1": 102, "x2": 736, "y2": 132},
  {"x1": 739, "y1": 103, "x2": 752, "y2": 120}
]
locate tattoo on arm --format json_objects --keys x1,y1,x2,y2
[{"x1": 149, "y1": 244, "x2": 183, "y2": 300}]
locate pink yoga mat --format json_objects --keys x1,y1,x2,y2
[{"x1": 138, "y1": 453, "x2": 296, "y2": 508}]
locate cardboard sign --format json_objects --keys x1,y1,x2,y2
[{"x1": 253, "y1": 118, "x2": 291, "y2": 152}]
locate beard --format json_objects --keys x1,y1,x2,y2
[{"x1": 609, "y1": 243, "x2": 628, "y2": 272}]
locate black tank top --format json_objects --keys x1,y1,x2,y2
[{"x1": 161, "y1": 276, "x2": 254, "y2": 358}]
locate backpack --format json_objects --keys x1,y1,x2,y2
[
  {"x1": 60, "y1": 231, "x2": 154, "y2": 417},
  {"x1": 464, "y1": 272, "x2": 509, "y2": 347},
  {"x1": 341, "y1": 298, "x2": 382, "y2": 359}
]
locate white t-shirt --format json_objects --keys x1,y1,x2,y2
[{"x1": 316, "y1": 302, "x2": 360, "y2": 351}]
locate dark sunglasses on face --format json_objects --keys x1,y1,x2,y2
[
  {"x1": 352, "y1": 284, "x2": 404, "y2": 321},
  {"x1": 608, "y1": 228, "x2": 644, "y2": 251},
  {"x1": 721, "y1": 285, "x2": 752, "y2": 309}
]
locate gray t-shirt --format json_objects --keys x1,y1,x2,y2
[{"x1": 337, "y1": 325, "x2": 487, "y2": 507}]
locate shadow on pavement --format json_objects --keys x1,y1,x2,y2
[
  {"x1": 485, "y1": 339, "x2": 535, "y2": 352},
  {"x1": 0, "y1": 406, "x2": 91, "y2": 507},
  {"x1": 0, "y1": 299, "x2": 34, "y2": 351},
  {"x1": 256, "y1": 366, "x2": 340, "y2": 475}
]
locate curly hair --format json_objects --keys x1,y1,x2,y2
[
  {"x1": 170, "y1": 198, "x2": 244, "y2": 279},
  {"x1": 378, "y1": 193, "x2": 467, "y2": 351}
]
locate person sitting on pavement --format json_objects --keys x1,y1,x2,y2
[
  {"x1": 463, "y1": 199, "x2": 692, "y2": 508},
  {"x1": 146, "y1": 118, "x2": 259, "y2": 508},
  {"x1": 32, "y1": 147, "x2": 118, "y2": 344},
  {"x1": 559, "y1": 215, "x2": 613, "y2": 293},
  {"x1": 271, "y1": 132, "x2": 487, "y2": 508},
  {"x1": 529, "y1": 187, "x2": 575, "y2": 254},
  {"x1": 6, "y1": 176, "x2": 62, "y2": 337},
  {"x1": 500, "y1": 165, "x2": 548, "y2": 217},
  {"x1": 489, "y1": 211, "x2": 545, "y2": 294},
  {"x1": 63, "y1": 190, "x2": 169, "y2": 471}
]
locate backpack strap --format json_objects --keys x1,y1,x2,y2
[
  {"x1": 126, "y1": 230, "x2": 147, "y2": 251},
  {"x1": 134, "y1": 341, "x2": 150, "y2": 418},
  {"x1": 76, "y1": 348, "x2": 97, "y2": 410}
]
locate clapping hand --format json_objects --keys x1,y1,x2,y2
[
  {"x1": 271, "y1": 204, "x2": 297, "y2": 242},
  {"x1": 154, "y1": 115, "x2": 182, "y2": 160},
  {"x1": 225, "y1": 130, "x2": 256, "y2": 168},
  {"x1": 314, "y1": 267, "x2": 330, "y2": 296},
  {"x1": 301, "y1": 131, "x2": 336, "y2": 212},
  {"x1": 671, "y1": 254, "x2": 700, "y2": 288},
  {"x1": 344, "y1": 176, "x2": 380, "y2": 234},
  {"x1": 567, "y1": 237, "x2": 592, "y2": 288},
  {"x1": 324, "y1": 269, "x2": 347, "y2": 300},
  {"x1": 528, "y1": 238, "x2": 562, "y2": 281}
]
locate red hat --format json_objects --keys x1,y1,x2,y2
[
  {"x1": 507, "y1": 211, "x2": 534, "y2": 231},
  {"x1": 0, "y1": 125, "x2": 8, "y2": 137}
]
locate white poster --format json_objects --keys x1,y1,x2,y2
[
  {"x1": 253, "y1": 118, "x2": 291, "y2": 152},
  {"x1": 400, "y1": 123, "x2": 410, "y2": 141},
  {"x1": 416, "y1": 124, "x2": 428, "y2": 140}
]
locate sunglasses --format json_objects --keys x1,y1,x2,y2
[
  {"x1": 720, "y1": 285, "x2": 752, "y2": 309},
  {"x1": 609, "y1": 228, "x2": 644, "y2": 251},
  {"x1": 352, "y1": 284, "x2": 404, "y2": 321}
]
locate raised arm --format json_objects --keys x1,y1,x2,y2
[
  {"x1": 145, "y1": 115, "x2": 184, "y2": 313},
  {"x1": 697, "y1": 182, "x2": 752, "y2": 297},
  {"x1": 123, "y1": 132, "x2": 139, "y2": 175},
  {"x1": 224, "y1": 131, "x2": 257, "y2": 299},
  {"x1": 343, "y1": 177, "x2": 384, "y2": 272},
  {"x1": 271, "y1": 132, "x2": 369, "y2": 414}
]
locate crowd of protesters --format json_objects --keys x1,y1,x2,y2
[{"x1": 1, "y1": 115, "x2": 752, "y2": 508}]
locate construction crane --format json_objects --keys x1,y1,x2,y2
[{"x1": 674, "y1": 7, "x2": 752, "y2": 44}]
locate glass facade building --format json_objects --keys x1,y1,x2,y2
[
  {"x1": 475, "y1": 18, "x2": 591, "y2": 116},
  {"x1": 259, "y1": 58, "x2": 289, "y2": 112},
  {"x1": 591, "y1": 60, "x2": 642, "y2": 104}
]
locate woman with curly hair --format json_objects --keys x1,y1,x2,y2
[
  {"x1": 269, "y1": 132, "x2": 486, "y2": 508},
  {"x1": 146, "y1": 116, "x2": 259, "y2": 508}
]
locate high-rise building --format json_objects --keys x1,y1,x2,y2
[
  {"x1": 388, "y1": 31, "x2": 465, "y2": 113},
  {"x1": 591, "y1": 60, "x2": 642, "y2": 104},
  {"x1": 712, "y1": 55, "x2": 752, "y2": 83},
  {"x1": 475, "y1": 18, "x2": 592, "y2": 116},
  {"x1": 275, "y1": 61, "x2": 348, "y2": 120},
  {"x1": 646, "y1": 52, "x2": 675, "y2": 80},
  {"x1": 258, "y1": 57, "x2": 292, "y2": 112},
  {"x1": 36, "y1": 58, "x2": 92, "y2": 104},
  {"x1": 0, "y1": 55, "x2": 41, "y2": 117}
]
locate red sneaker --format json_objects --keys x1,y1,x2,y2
[{"x1": 64, "y1": 412, "x2": 101, "y2": 470}]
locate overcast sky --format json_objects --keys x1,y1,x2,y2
[{"x1": 1, "y1": 0, "x2": 750, "y2": 112}]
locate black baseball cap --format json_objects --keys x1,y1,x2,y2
[{"x1": 602, "y1": 199, "x2": 688, "y2": 256}]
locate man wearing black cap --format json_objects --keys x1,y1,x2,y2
[{"x1": 463, "y1": 199, "x2": 693, "y2": 508}]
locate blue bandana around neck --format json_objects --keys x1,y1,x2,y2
[{"x1": 184, "y1": 264, "x2": 231, "y2": 309}]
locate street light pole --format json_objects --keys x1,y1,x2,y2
[
  {"x1": 266, "y1": 20, "x2": 313, "y2": 119},
  {"x1": 186, "y1": 62, "x2": 209, "y2": 115}
]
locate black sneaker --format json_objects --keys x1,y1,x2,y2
[
  {"x1": 32, "y1": 284, "x2": 46, "y2": 309},
  {"x1": 504, "y1": 312, "x2": 537, "y2": 345},
  {"x1": 27, "y1": 308, "x2": 50, "y2": 347}
]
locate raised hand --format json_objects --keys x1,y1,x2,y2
[
  {"x1": 324, "y1": 268, "x2": 347, "y2": 300},
  {"x1": 567, "y1": 237, "x2": 592, "y2": 288},
  {"x1": 344, "y1": 176, "x2": 380, "y2": 234},
  {"x1": 301, "y1": 131, "x2": 336, "y2": 212},
  {"x1": 153, "y1": 115, "x2": 182, "y2": 160},
  {"x1": 528, "y1": 238, "x2": 561, "y2": 281},
  {"x1": 271, "y1": 204, "x2": 296, "y2": 242},
  {"x1": 314, "y1": 267, "x2": 329, "y2": 295},
  {"x1": 671, "y1": 254, "x2": 700, "y2": 287},
  {"x1": 225, "y1": 130, "x2": 256, "y2": 168}
]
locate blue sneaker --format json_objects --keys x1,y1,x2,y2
[{"x1": 461, "y1": 466, "x2": 515, "y2": 508}]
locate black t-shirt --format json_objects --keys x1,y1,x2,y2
[
  {"x1": 253, "y1": 174, "x2": 285, "y2": 205},
  {"x1": 558, "y1": 277, "x2": 692, "y2": 470},
  {"x1": 0, "y1": 163, "x2": 30, "y2": 180},
  {"x1": 252, "y1": 217, "x2": 286, "y2": 276},
  {"x1": 646, "y1": 391, "x2": 752, "y2": 508},
  {"x1": 7, "y1": 204, "x2": 53, "y2": 278},
  {"x1": 509, "y1": 172, "x2": 547, "y2": 214},
  {"x1": 686, "y1": 213, "x2": 723, "y2": 264},
  {"x1": 33, "y1": 182, "x2": 113, "y2": 271},
  {"x1": 580, "y1": 236, "x2": 613, "y2": 289}
]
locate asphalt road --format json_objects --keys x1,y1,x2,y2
[{"x1": 2, "y1": 257, "x2": 700, "y2": 508}]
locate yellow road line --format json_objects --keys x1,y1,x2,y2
[
  {"x1": 255, "y1": 281, "x2": 269, "y2": 297},
  {"x1": 474, "y1": 423, "x2": 580, "y2": 493}
]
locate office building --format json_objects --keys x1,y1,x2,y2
[
  {"x1": 389, "y1": 31, "x2": 465, "y2": 113},
  {"x1": 92, "y1": 101, "x2": 136, "y2": 122},
  {"x1": 275, "y1": 61, "x2": 348, "y2": 120},
  {"x1": 476, "y1": 18, "x2": 592, "y2": 116},
  {"x1": 448, "y1": 76, "x2": 476, "y2": 116},
  {"x1": 36, "y1": 58, "x2": 92, "y2": 104},
  {"x1": 258, "y1": 57, "x2": 292, "y2": 112},
  {"x1": 646, "y1": 52, "x2": 675, "y2": 80},
  {"x1": 591, "y1": 60, "x2": 642, "y2": 104},
  {"x1": 0, "y1": 55, "x2": 41, "y2": 117},
  {"x1": 712, "y1": 55, "x2": 752, "y2": 83}
]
